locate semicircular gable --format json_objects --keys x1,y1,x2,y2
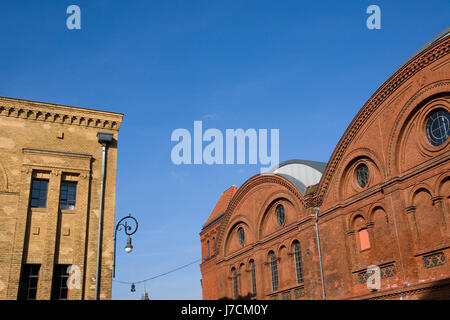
[
  {"x1": 215, "y1": 174, "x2": 306, "y2": 258},
  {"x1": 309, "y1": 34, "x2": 450, "y2": 207},
  {"x1": 256, "y1": 192, "x2": 302, "y2": 240},
  {"x1": 334, "y1": 148, "x2": 385, "y2": 202},
  {"x1": 222, "y1": 219, "x2": 252, "y2": 257},
  {"x1": 388, "y1": 87, "x2": 450, "y2": 176}
]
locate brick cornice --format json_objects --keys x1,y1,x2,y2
[
  {"x1": 0, "y1": 96, "x2": 123, "y2": 131},
  {"x1": 310, "y1": 35, "x2": 450, "y2": 207}
]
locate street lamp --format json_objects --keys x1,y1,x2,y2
[
  {"x1": 125, "y1": 237, "x2": 133, "y2": 253},
  {"x1": 113, "y1": 214, "x2": 138, "y2": 278}
]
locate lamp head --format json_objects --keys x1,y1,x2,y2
[
  {"x1": 125, "y1": 237, "x2": 133, "y2": 253},
  {"x1": 97, "y1": 132, "x2": 113, "y2": 145}
]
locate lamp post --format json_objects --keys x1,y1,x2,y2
[
  {"x1": 95, "y1": 132, "x2": 114, "y2": 300},
  {"x1": 113, "y1": 214, "x2": 138, "y2": 278}
]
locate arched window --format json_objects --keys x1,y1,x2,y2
[
  {"x1": 249, "y1": 260, "x2": 256, "y2": 297},
  {"x1": 276, "y1": 204, "x2": 285, "y2": 226},
  {"x1": 269, "y1": 251, "x2": 278, "y2": 291},
  {"x1": 355, "y1": 163, "x2": 370, "y2": 188},
  {"x1": 232, "y1": 268, "x2": 238, "y2": 300},
  {"x1": 212, "y1": 237, "x2": 216, "y2": 251},
  {"x1": 238, "y1": 227, "x2": 245, "y2": 246},
  {"x1": 207, "y1": 240, "x2": 210, "y2": 258},
  {"x1": 293, "y1": 241, "x2": 304, "y2": 284}
]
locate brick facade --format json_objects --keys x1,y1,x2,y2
[
  {"x1": 200, "y1": 32, "x2": 450, "y2": 299},
  {"x1": 0, "y1": 97, "x2": 123, "y2": 300}
]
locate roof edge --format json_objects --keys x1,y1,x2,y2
[{"x1": 0, "y1": 96, "x2": 124, "y2": 117}]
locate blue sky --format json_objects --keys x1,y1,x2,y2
[{"x1": 0, "y1": 1, "x2": 449, "y2": 299}]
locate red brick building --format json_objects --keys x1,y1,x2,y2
[{"x1": 200, "y1": 28, "x2": 450, "y2": 300}]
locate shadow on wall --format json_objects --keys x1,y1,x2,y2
[
  {"x1": 213, "y1": 279, "x2": 450, "y2": 300},
  {"x1": 420, "y1": 278, "x2": 450, "y2": 300},
  {"x1": 218, "y1": 293, "x2": 254, "y2": 300}
]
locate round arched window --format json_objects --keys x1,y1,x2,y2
[
  {"x1": 426, "y1": 108, "x2": 450, "y2": 146},
  {"x1": 276, "y1": 205, "x2": 285, "y2": 226},
  {"x1": 356, "y1": 163, "x2": 369, "y2": 188},
  {"x1": 238, "y1": 227, "x2": 245, "y2": 246}
]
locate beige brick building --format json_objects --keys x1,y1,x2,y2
[{"x1": 0, "y1": 96, "x2": 123, "y2": 300}]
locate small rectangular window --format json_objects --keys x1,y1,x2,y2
[
  {"x1": 60, "y1": 181, "x2": 77, "y2": 210},
  {"x1": 18, "y1": 264, "x2": 40, "y2": 300},
  {"x1": 51, "y1": 265, "x2": 70, "y2": 300},
  {"x1": 359, "y1": 229, "x2": 371, "y2": 251},
  {"x1": 30, "y1": 179, "x2": 49, "y2": 208}
]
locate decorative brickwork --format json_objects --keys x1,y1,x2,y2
[
  {"x1": 200, "y1": 31, "x2": 450, "y2": 300},
  {"x1": 358, "y1": 264, "x2": 397, "y2": 284},
  {"x1": 423, "y1": 252, "x2": 446, "y2": 269}
]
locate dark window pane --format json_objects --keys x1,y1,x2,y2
[
  {"x1": 276, "y1": 205, "x2": 285, "y2": 226},
  {"x1": 294, "y1": 241, "x2": 304, "y2": 284},
  {"x1": 426, "y1": 109, "x2": 450, "y2": 146},
  {"x1": 51, "y1": 265, "x2": 70, "y2": 300},
  {"x1": 30, "y1": 179, "x2": 48, "y2": 208},
  {"x1": 238, "y1": 227, "x2": 244, "y2": 245},
  {"x1": 60, "y1": 181, "x2": 77, "y2": 210},
  {"x1": 250, "y1": 260, "x2": 256, "y2": 297},
  {"x1": 232, "y1": 268, "x2": 238, "y2": 300},
  {"x1": 18, "y1": 264, "x2": 40, "y2": 300},
  {"x1": 270, "y1": 252, "x2": 278, "y2": 291},
  {"x1": 356, "y1": 164, "x2": 369, "y2": 188}
]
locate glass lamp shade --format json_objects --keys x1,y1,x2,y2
[{"x1": 125, "y1": 237, "x2": 133, "y2": 253}]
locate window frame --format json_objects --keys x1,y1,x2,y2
[
  {"x1": 293, "y1": 241, "x2": 304, "y2": 284},
  {"x1": 59, "y1": 181, "x2": 77, "y2": 210},
  {"x1": 358, "y1": 228, "x2": 371, "y2": 251},
  {"x1": 426, "y1": 108, "x2": 450, "y2": 147},
  {"x1": 18, "y1": 264, "x2": 41, "y2": 300},
  {"x1": 238, "y1": 227, "x2": 245, "y2": 246},
  {"x1": 276, "y1": 204, "x2": 285, "y2": 226},
  {"x1": 250, "y1": 260, "x2": 257, "y2": 297},
  {"x1": 30, "y1": 179, "x2": 49, "y2": 208},
  {"x1": 355, "y1": 163, "x2": 370, "y2": 188},
  {"x1": 269, "y1": 251, "x2": 279, "y2": 291},
  {"x1": 232, "y1": 267, "x2": 238, "y2": 300},
  {"x1": 51, "y1": 264, "x2": 70, "y2": 300}
]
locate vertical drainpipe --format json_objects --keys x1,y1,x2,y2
[
  {"x1": 95, "y1": 132, "x2": 113, "y2": 300},
  {"x1": 314, "y1": 206, "x2": 326, "y2": 300}
]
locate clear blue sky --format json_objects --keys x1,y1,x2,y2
[{"x1": 0, "y1": 1, "x2": 448, "y2": 299}]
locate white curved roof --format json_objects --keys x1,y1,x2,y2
[{"x1": 269, "y1": 159, "x2": 327, "y2": 195}]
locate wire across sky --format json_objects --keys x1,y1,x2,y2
[{"x1": 112, "y1": 258, "x2": 202, "y2": 285}]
